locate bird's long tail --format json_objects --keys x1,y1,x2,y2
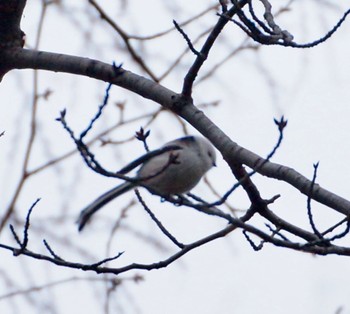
[{"x1": 77, "y1": 182, "x2": 134, "y2": 231}]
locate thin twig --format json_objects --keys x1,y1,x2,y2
[
  {"x1": 173, "y1": 20, "x2": 201, "y2": 56},
  {"x1": 307, "y1": 163, "x2": 323, "y2": 239},
  {"x1": 135, "y1": 190, "x2": 185, "y2": 249}
]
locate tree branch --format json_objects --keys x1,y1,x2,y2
[{"x1": 3, "y1": 47, "x2": 350, "y2": 218}]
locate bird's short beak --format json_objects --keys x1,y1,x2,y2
[{"x1": 212, "y1": 161, "x2": 217, "y2": 167}]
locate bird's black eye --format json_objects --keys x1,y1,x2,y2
[{"x1": 207, "y1": 150, "x2": 216, "y2": 166}]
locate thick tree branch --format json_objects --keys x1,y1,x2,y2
[
  {"x1": 181, "y1": 0, "x2": 248, "y2": 98},
  {"x1": 2, "y1": 47, "x2": 350, "y2": 218},
  {"x1": 0, "y1": 0, "x2": 26, "y2": 48},
  {"x1": 0, "y1": 0, "x2": 26, "y2": 78}
]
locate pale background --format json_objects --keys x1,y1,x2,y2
[{"x1": 1, "y1": 1, "x2": 350, "y2": 313}]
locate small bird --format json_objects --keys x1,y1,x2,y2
[{"x1": 77, "y1": 135, "x2": 216, "y2": 231}]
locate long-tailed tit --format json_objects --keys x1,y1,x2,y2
[{"x1": 77, "y1": 135, "x2": 216, "y2": 231}]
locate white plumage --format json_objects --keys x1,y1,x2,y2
[{"x1": 77, "y1": 135, "x2": 216, "y2": 231}]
